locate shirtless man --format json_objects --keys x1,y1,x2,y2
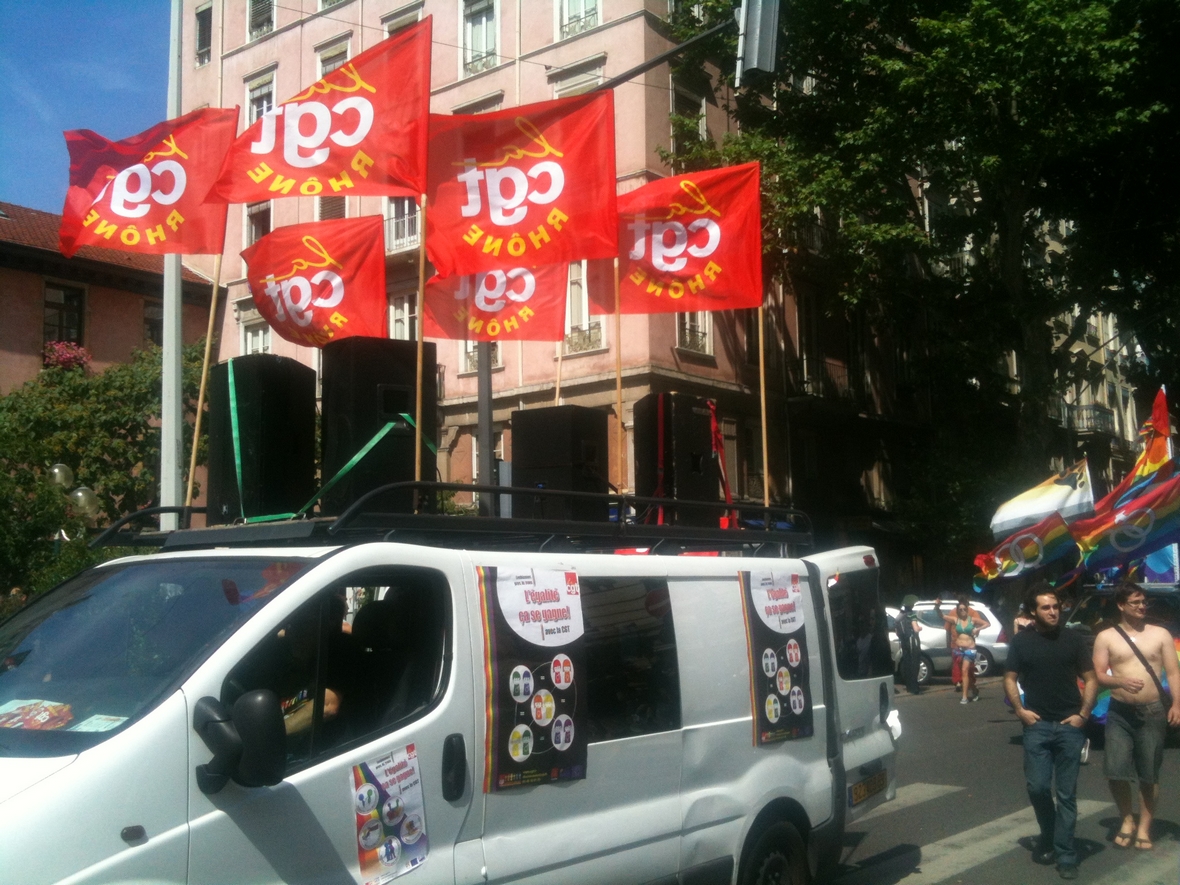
[{"x1": 1091, "y1": 582, "x2": 1180, "y2": 851}]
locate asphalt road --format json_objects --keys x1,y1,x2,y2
[{"x1": 831, "y1": 676, "x2": 1180, "y2": 885}]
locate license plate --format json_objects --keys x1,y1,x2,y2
[{"x1": 849, "y1": 770, "x2": 888, "y2": 807}]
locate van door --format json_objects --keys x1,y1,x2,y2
[
  {"x1": 803, "y1": 547, "x2": 896, "y2": 821},
  {"x1": 185, "y1": 547, "x2": 482, "y2": 884},
  {"x1": 476, "y1": 556, "x2": 683, "y2": 885}
]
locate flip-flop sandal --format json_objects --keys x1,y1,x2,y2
[
  {"x1": 1112, "y1": 831, "x2": 1133, "y2": 849},
  {"x1": 1134, "y1": 838, "x2": 1153, "y2": 851}
]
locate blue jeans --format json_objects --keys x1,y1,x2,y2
[{"x1": 1023, "y1": 720, "x2": 1087, "y2": 866}]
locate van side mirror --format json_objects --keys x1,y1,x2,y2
[
  {"x1": 193, "y1": 691, "x2": 286, "y2": 794},
  {"x1": 232, "y1": 690, "x2": 286, "y2": 787}
]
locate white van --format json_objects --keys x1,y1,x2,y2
[{"x1": 0, "y1": 524, "x2": 897, "y2": 885}]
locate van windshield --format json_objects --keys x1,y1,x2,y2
[{"x1": 0, "y1": 557, "x2": 311, "y2": 757}]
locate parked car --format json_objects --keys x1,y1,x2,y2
[{"x1": 887, "y1": 600, "x2": 1009, "y2": 685}]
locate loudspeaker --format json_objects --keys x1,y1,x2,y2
[
  {"x1": 511, "y1": 405, "x2": 609, "y2": 521},
  {"x1": 320, "y1": 338, "x2": 437, "y2": 516},
  {"x1": 206, "y1": 354, "x2": 317, "y2": 525},
  {"x1": 633, "y1": 392, "x2": 719, "y2": 525}
]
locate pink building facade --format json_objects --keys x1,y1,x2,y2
[{"x1": 181, "y1": 0, "x2": 775, "y2": 502}]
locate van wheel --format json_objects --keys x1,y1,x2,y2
[
  {"x1": 917, "y1": 655, "x2": 932, "y2": 686},
  {"x1": 740, "y1": 821, "x2": 808, "y2": 885}
]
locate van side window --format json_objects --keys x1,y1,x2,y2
[
  {"x1": 828, "y1": 570, "x2": 893, "y2": 680},
  {"x1": 580, "y1": 577, "x2": 680, "y2": 742},
  {"x1": 222, "y1": 566, "x2": 450, "y2": 772}
]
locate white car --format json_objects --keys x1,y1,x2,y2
[{"x1": 887, "y1": 600, "x2": 1009, "y2": 685}]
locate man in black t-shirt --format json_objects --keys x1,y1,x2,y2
[{"x1": 1004, "y1": 582, "x2": 1097, "y2": 881}]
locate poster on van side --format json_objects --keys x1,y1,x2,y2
[
  {"x1": 477, "y1": 566, "x2": 588, "y2": 791},
  {"x1": 350, "y1": 742, "x2": 429, "y2": 883},
  {"x1": 739, "y1": 569, "x2": 814, "y2": 745}
]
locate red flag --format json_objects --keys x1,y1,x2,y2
[
  {"x1": 603, "y1": 162, "x2": 762, "y2": 314},
  {"x1": 207, "y1": 18, "x2": 431, "y2": 203},
  {"x1": 426, "y1": 92, "x2": 618, "y2": 278},
  {"x1": 59, "y1": 107, "x2": 239, "y2": 258},
  {"x1": 423, "y1": 264, "x2": 568, "y2": 342},
  {"x1": 240, "y1": 216, "x2": 386, "y2": 347}
]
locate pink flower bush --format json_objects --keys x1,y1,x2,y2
[{"x1": 43, "y1": 341, "x2": 92, "y2": 371}]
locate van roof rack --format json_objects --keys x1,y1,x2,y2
[{"x1": 91, "y1": 482, "x2": 813, "y2": 557}]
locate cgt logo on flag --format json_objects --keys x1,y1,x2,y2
[
  {"x1": 59, "y1": 107, "x2": 239, "y2": 258},
  {"x1": 242, "y1": 216, "x2": 387, "y2": 347},
  {"x1": 612, "y1": 161, "x2": 763, "y2": 314},
  {"x1": 427, "y1": 92, "x2": 618, "y2": 277},
  {"x1": 423, "y1": 263, "x2": 568, "y2": 341},
  {"x1": 208, "y1": 18, "x2": 432, "y2": 203}
]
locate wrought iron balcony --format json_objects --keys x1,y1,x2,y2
[
  {"x1": 1070, "y1": 403, "x2": 1116, "y2": 435},
  {"x1": 561, "y1": 9, "x2": 598, "y2": 38},
  {"x1": 463, "y1": 342, "x2": 501, "y2": 373},
  {"x1": 385, "y1": 208, "x2": 419, "y2": 253},
  {"x1": 677, "y1": 326, "x2": 710, "y2": 354},
  {"x1": 464, "y1": 50, "x2": 498, "y2": 76},
  {"x1": 564, "y1": 323, "x2": 602, "y2": 354}
]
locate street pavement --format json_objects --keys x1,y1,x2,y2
[{"x1": 831, "y1": 676, "x2": 1180, "y2": 884}]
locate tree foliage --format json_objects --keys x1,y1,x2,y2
[
  {"x1": 667, "y1": 0, "x2": 1180, "y2": 572},
  {"x1": 0, "y1": 343, "x2": 207, "y2": 598}
]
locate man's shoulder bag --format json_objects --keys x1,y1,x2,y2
[{"x1": 1112, "y1": 624, "x2": 1175, "y2": 717}]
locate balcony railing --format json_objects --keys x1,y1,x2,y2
[
  {"x1": 677, "y1": 326, "x2": 710, "y2": 354},
  {"x1": 564, "y1": 322, "x2": 602, "y2": 354},
  {"x1": 561, "y1": 9, "x2": 598, "y2": 38},
  {"x1": 464, "y1": 342, "x2": 501, "y2": 373},
  {"x1": 464, "y1": 50, "x2": 498, "y2": 76},
  {"x1": 799, "y1": 358, "x2": 858, "y2": 402},
  {"x1": 385, "y1": 210, "x2": 420, "y2": 253},
  {"x1": 1070, "y1": 403, "x2": 1116, "y2": 435}
]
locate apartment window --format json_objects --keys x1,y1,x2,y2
[
  {"x1": 390, "y1": 291, "x2": 418, "y2": 341},
  {"x1": 320, "y1": 0, "x2": 347, "y2": 9},
  {"x1": 551, "y1": 61, "x2": 604, "y2": 98},
  {"x1": 385, "y1": 196, "x2": 420, "y2": 251},
  {"x1": 318, "y1": 195, "x2": 346, "y2": 221},
  {"x1": 44, "y1": 284, "x2": 84, "y2": 346},
  {"x1": 144, "y1": 301, "x2": 164, "y2": 346},
  {"x1": 463, "y1": 340, "x2": 502, "y2": 373},
  {"x1": 195, "y1": 4, "x2": 212, "y2": 66},
  {"x1": 561, "y1": 0, "x2": 598, "y2": 39},
  {"x1": 319, "y1": 42, "x2": 348, "y2": 77},
  {"x1": 463, "y1": 0, "x2": 497, "y2": 76},
  {"x1": 246, "y1": 201, "x2": 271, "y2": 246},
  {"x1": 247, "y1": 73, "x2": 274, "y2": 124},
  {"x1": 452, "y1": 91, "x2": 504, "y2": 114},
  {"x1": 564, "y1": 261, "x2": 602, "y2": 354},
  {"x1": 671, "y1": 85, "x2": 705, "y2": 154},
  {"x1": 248, "y1": 0, "x2": 273, "y2": 40},
  {"x1": 242, "y1": 321, "x2": 271, "y2": 355},
  {"x1": 384, "y1": 2, "x2": 423, "y2": 33},
  {"x1": 677, "y1": 311, "x2": 711, "y2": 355}
]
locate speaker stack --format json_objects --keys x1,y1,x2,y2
[
  {"x1": 319, "y1": 338, "x2": 438, "y2": 516},
  {"x1": 511, "y1": 405, "x2": 609, "y2": 522},
  {"x1": 633, "y1": 392, "x2": 720, "y2": 526},
  {"x1": 206, "y1": 354, "x2": 317, "y2": 525}
]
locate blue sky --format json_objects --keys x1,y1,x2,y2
[{"x1": 0, "y1": 1, "x2": 169, "y2": 213}]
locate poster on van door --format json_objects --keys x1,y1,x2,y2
[
  {"x1": 739, "y1": 569, "x2": 814, "y2": 745},
  {"x1": 476, "y1": 566, "x2": 587, "y2": 791},
  {"x1": 350, "y1": 742, "x2": 429, "y2": 883}
]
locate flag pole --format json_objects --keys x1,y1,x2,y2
[
  {"x1": 614, "y1": 258, "x2": 624, "y2": 491},
  {"x1": 758, "y1": 304, "x2": 769, "y2": 508},
  {"x1": 414, "y1": 195, "x2": 428, "y2": 506},
  {"x1": 184, "y1": 250, "x2": 223, "y2": 511},
  {"x1": 554, "y1": 332, "x2": 564, "y2": 404}
]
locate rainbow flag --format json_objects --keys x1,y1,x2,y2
[
  {"x1": 1095, "y1": 388, "x2": 1173, "y2": 515},
  {"x1": 974, "y1": 511, "x2": 1080, "y2": 584},
  {"x1": 1074, "y1": 472, "x2": 1180, "y2": 570},
  {"x1": 990, "y1": 460, "x2": 1094, "y2": 538}
]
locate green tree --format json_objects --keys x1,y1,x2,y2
[
  {"x1": 0, "y1": 343, "x2": 207, "y2": 599},
  {"x1": 668, "y1": 0, "x2": 1178, "y2": 572}
]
